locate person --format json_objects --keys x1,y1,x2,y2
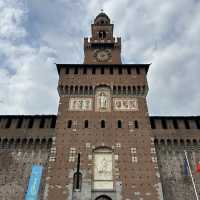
[{"x1": 99, "y1": 92, "x2": 107, "y2": 109}]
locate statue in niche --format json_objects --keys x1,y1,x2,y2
[{"x1": 99, "y1": 92, "x2": 108, "y2": 109}]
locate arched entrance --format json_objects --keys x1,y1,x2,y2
[{"x1": 95, "y1": 195, "x2": 112, "y2": 200}]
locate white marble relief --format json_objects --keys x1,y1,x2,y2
[
  {"x1": 69, "y1": 98, "x2": 93, "y2": 111},
  {"x1": 113, "y1": 98, "x2": 138, "y2": 111}
]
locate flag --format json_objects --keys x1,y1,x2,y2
[
  {"x1": 183, "y1": 158, "x2": 189, "y2": 176},
  {"x1": 196, "y1": 162, "x2": 200, "y2": 172}
]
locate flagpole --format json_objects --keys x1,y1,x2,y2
[{"x1": 184, "y1": 150, "x2": 199, "y2": 200}]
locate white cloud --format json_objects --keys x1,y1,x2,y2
[
  {"x1": 0, "y1": 0, "x2": 200, "y2": 116},
  {"x1": 0, "y1": 0, "x2": 58, "y2": 115}
]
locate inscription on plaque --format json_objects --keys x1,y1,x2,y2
[
  {"x1": 69, "y1": 98, "x2": 93, "y2": 111},
  {"x1": 113, "y1": 98, "x2": 138, "y2": 111},
  {"x1": 93, "y1": 153, "x2": 113, "y2": 190}
]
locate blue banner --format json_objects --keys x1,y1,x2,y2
[{"x1": 25, "y1": 165, "x2": 43, "y2": 200}]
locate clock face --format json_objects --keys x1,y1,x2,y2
[{"x1": 93, "y1": 49, "x2": 111, "y2": 62}]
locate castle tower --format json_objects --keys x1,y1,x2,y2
[{"x1": 46, "y1": 12, "x2": 163, "y2": 200}]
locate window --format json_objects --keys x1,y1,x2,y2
[
  {"x1": 195, "y1": 119, "x2": 200, "y2": 129},
  {"x1": 83, "y1": 67, "x2": 87, "y2": 74},
  {"x1": 117, "y1": 120, "x2": 122, "y2": 128},
  {"x1": 66, "y1": 68, "x2": 69, "y2": 74},
  {"x1": 28, "y1": 118, "x2": 34, "y2": 128},
  {"x1": 123, "y1": 86, "x2": 126, "y2": 94},
  {"x1": 75, "y1": 86, "x2": 78, "y2": 94},
  {"x1": 110, "y1": 67, "x2": 113, "y2": 74},
  {"x1": 50, "y1": 116, "x2": 56, "y2": 128},
  {"x1": 74, "y1": 67, "x2": 78, "y2": 74},
  {"x1": 118, "y1": 67, "x2": 122, "y2": 74},
  {"x1": 150, "y1": 118, "x2": 156, "y2": 129},
  {"x1": 5, "y1": 118, "x2": 12, "y2": 128},
  {"x1": 113, "y1": 86, "x2": 116, "y2": 95},
  {"x1": 101, "y1": 67, "x2": 104, "y2": 74},
  {"x1": 127, "y1": 68, "x2": 131, "y2": 74},
  {"x1": 136, "y1": 67, "x2": 140, "y2": 74},
  {"x1": 134, "y1": 120, "x2": 139, "y2": 129},
  {"x1": 127, "y1": 86, "x2": 131, "y2": 95},
  {"x1": 118, "y1": 86, "x2": 121, "y2": 94},
  {"x1": 80, "y1": 86, "x2": 83, "y2": 95},
  {"x1": 89, "y1": 86, "x2": 93, "y2": 95},
  {"x1": 99, "y1": 31, "x2": 106, "y2": 39},
  {"x1": 101, "y1": 120, "x2": 105, "y2": 128},
  {"x1": 161, "y1": 119, "x2": 167, "y2": 129},
  {"x1": 70, "y1": 86, "x2": 73, "y2": 94},
  {"x1": 92, "y1": 68, "x2": 96, "y2": 74},
  {"x1": 39, "y1": 118, "x2": 45, "y2": 128},
  {"x1": 184, "y1": 119, "x2": 190, "y2": 129},
  {"x1": 173, "y1": 119, "x2": 179, "y2": 129},
  {"x1": 68, "y1": 120, "x2": 72, "y2": 128},
  {"x1": 16, "y1": 118, "x2": 23, "y2": 128},
  {"x1": 84, "y1": 120, "x2": 89, "y2": 128},
  {"x1": 132, "y1": 156, "x2": 138, "y2": 163}
]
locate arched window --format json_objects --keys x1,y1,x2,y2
[
  {"x1": 113, "y1": 86, "x2": 116, "y2": 95},
  {"x1": 127, "y1": 67, "x2": 131, "y2": 74},
  {"x1": 74, "y1": 67, "x2": 78, "y2": 74},
  {"x1": 95, "y1": 195, "x2": 112, "y2": 200},
  {"x1": 68, "y1": 120, "x2": 72, "y2": 128},
  {"x1": 92, "y1": 68, "x2": 96, "y2": 74},
  {"x1": 39, "y1": 118, "x2": 45, "y2": 128},
  {"x1": 117, "y1": 120, "x2": 122, "y2": 128},
  {"x1": 89, "y1": 86, "x2": 93, "y2": 95},
  {"x1": 83, "y1": 67, "x2": 87, "y2": 74},
  {"x1": 80, "y1": 86, "x2": 83, "y2": 95},
  {"x1": 5, "y1": 118, "x2": 12, "y2": 128},
  {"x1": 118, "y1": 86, "x2": 121, "y2": 95},
  {"x1": 127, "y1": 86, "x2": 131, "y2": 95},
  {"x1": 75, "y1": 86, "x2": 78, "y2": 94},
  {"x1": 84, "y1": 86, "x2": 88, "y2": 95},
  {"x1": 110, "y1": 67, "x2": 113, "y2": 74},
  {"x1": 123, "y1": 86, "x2": 126, "y2": 94},
  {"x1": 101, "y1": 120, "x2": 105, "y2": 128},
  {"x1": 84, "y1": 120, "x2": 89, "y2": 128},
  {"x1": 135, "y1": 120, "x2": 139, "y2": 129},
  {"x1": 47, "y1": 138, "x2": 52, "y2": 148},
  {"x1": 132, "y1": 86, "x2": 136, "y2": 95},
  {"x1": 101, "y1": 67, "x2": 104, "y2": 74},
  {"x1": 99, "y1": 31, "x2": 106, "y2": 39},
  {"x1": 118, "y1": 67, "x2": 122, "y2": 74},
  {"x1": 70, "y1": 86, "x2": 74, "y2": 95},
  {"x1": 65, "y1": 86, "x2": 69, "y2": 95},
  {"x1": 28, "y1": 118, "x2": 34, "y2": 129}
]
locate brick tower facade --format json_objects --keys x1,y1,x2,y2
[{"x1": 46, "y1": 12, "x2": 163, "y2": 200}]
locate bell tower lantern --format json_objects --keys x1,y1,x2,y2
[{"x1": 84, "y1": 12, "x2": 121, "y2": 64}]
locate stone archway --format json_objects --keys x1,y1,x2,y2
[{"x1": 95, "y1": 195, "x2": 112, "y2": 200}]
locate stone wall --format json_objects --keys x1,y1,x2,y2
[
  {"x1": 155, "y1": 144, "x2": 200, "y2": 200},
  {"x1": 0, "y1": 147, "x2": 50, "y2": 200},
  {"x1": 0, "y1": 115, "x2": 200, "y2": 199}
]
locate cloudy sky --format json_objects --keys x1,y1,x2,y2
[{"x1": 0, "y1": 0, "x2": 200, "y2": 116}]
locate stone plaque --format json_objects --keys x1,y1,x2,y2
[
  {"x1": 95, "y1": 88, "x2": 111, "y2": 112},
  {"x1": 69, "y1": 98, "x2": 93, "y2": 111},
  {"x1": 94, "y1": 153, "x2": 113, "y2": 190},
  {"x1": 113, "y1": 98, "x2": 138, "y2": 111}
]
